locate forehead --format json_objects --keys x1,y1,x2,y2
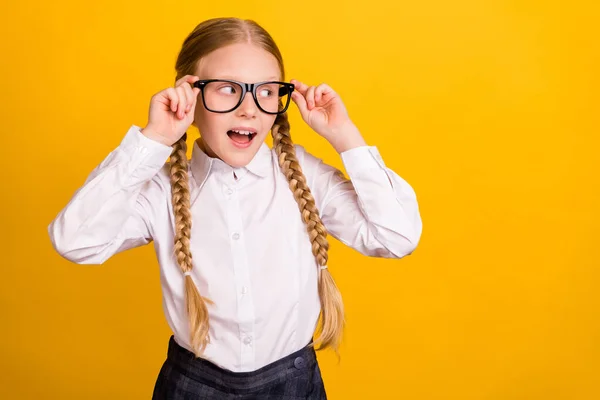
[{"x1": 195, "y1": 42, "x2": 281, "y2": 82}]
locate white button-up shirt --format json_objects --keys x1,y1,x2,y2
[{"x1": 48, "y1": 125, "x2": 422, "y2": 372}]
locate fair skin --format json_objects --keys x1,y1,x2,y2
[
  {"x1": 190, "y1": 43, "x2": 280, "y2": 167},
  {"x1": 142, "y1": 42, "x2": 366, "y2": 165}
]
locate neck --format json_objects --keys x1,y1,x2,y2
[{"x1": 197, "y1": 137, "x2": 219, "y2": 159}]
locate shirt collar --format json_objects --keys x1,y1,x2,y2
[{"x1": 190, "y1": 140, "x2": 272, "y2": 187}]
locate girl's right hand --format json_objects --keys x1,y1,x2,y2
[{"x1": 141, "y1": 75, "x2": 201, "y2": 146}]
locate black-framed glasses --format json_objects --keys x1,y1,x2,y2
[{"x1": 193, "y1": 79, "x2": 295, "y2": 115}]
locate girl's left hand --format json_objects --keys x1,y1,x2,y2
[
  {"x1": 290, "y1": 79, "x2": 367, "y2": 153},
  {"x1": 290, "y1": 80, "x2": 353, "y2": 140}
]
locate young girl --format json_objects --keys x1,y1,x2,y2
[{"x1": 48, "y1": 17, "x2": 422, "y2": 399}]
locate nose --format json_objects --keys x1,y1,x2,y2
[{"x1": 236, "y1": 92, "x2": 258, "y2": 118}]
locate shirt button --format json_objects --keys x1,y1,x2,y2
[
  {"x1": 225, "y1": 188, "x2": 233, "y2": 196},
  {"x1": 232, "y1": 233, "x2": 240, "y2": 240},
  {"x1": 241, "y1": 286, "x2": 248, "y2": 294},
  {"x1": 243, "y1": 336, "x2": 252, "y2": 345}
]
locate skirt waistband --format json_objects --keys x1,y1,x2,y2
[{"x1": 165, "y1": 336, "x2": 317, "y2": 394}]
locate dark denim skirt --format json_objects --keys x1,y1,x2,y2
[{"x1": 152, "y1": 336, "x2": 327, "y2": 399}]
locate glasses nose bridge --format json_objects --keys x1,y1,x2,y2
[
  {"x1": 241, "y1": 82, "x2": 257, "y2": 102},
  {"x1": 242, "y1": 83, "x2": 258, "y2": 103},
  {"x1": 238, "y1": 83, "x2": 259, "y2": 113}
]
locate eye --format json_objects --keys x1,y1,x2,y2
[
  {"x1": 258, "y1": 88, "x2": 273, "y2": 98},
  {"x1": 218, "y1": 85, "x2": 237, "y2": 95}
]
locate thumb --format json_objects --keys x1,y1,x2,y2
[{"x1": 291, "y1": 92, "x2": 309, "y2": 121}]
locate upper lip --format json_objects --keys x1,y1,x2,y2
[{"x1": 229, "y1": 127, "x2": 257, "y2": 133}]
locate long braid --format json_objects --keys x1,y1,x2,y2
[
  {"x1": 272, "y1": 112, "x2": 345, "y2": 352},
  {"x1": 169, "y1": 134, "x2": 212, "y2": 357}
]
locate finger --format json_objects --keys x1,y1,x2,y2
[
  {"x1": 315, "y1": 83, "x2": 334, "y2": 103},
  {"x1": 191, "y1": 87, "x2": 201, "y2": 111},
  {"x1": 291, "y1": 91, "x2": 309, "y2": 120},
  {"x1": 306, "y1": 86, "x2": 316, "y2": 109},
  {"x1": 175, "y1": 86, "x2": 187, "y2": 119},
  {"x1": 182, "y1": 83, "x2": 195, "y2": 113},
  {"x1": 175, "y1": 74, "x2": 200, "y2": 88},
  {"x1": 290, "y1": 79, "x2": 309, "y2": 95},
  {"x1": 174, "y1": 75, "x2": 191, "y2": 87},
  {"x1": 181, "y1": 85, "x2": 191, "y2": 113},
  {"x1": 176, "y1": 75, "x2": 200, "y2": 113},
  {"x1": 176, "y1": 86, "x2": 189, "y2": 119},
  {"x1": 165, "y1": 88, "x2": 178, "y2": 113}
]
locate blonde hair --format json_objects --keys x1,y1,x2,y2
[{"x1": 171, "y1": 17, "x2": 344, "y2": 357}]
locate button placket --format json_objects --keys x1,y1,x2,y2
[
  {"x1": 223, "y1": 184, "x2": 235, "y2": 200},
  {"x1": 224, "y1": 185, "x2": 255, "y2": 370}
]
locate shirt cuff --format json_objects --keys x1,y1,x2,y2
[
  {"x1": 118, "y1": 125, "x2": 174, "y2": 169},
  {"x1": 340, "y1": 146, "x2": 387, "y2": 176}
]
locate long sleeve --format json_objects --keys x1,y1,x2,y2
[
  {"x1": 298, "y1": 145, "x2": 422, "y2": 258},
  {"x1": 48, "y1": 125, "x2": 173, "y2": 264}
]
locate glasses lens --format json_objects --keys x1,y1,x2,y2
[
  {"x1": 203, "y1": 81, "x2": 243, "y2": 112},
  {"x1": 256, "y1": 82, "x2": 290, "y2": 114}
]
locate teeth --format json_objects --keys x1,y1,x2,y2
[{"x1": 231, "y1": 129, "x2": 253, "y2": 135}]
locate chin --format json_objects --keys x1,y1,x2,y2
[
  {"x1": 222, "y1": 154, "x2": 254, "y2": 168},
  {"x1": 217, "y1": 143, "x2": 262, "y2": 168}
]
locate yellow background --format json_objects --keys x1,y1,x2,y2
[{"x1": 1, "y1": 0, "x2": 598, "y2": 399}]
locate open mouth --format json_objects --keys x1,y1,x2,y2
[{"x1": 227, "y1": 129, "x2": 257, "y2": 147}]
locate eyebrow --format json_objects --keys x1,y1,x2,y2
[{"x1": 209, "y1": 76, "x2": 282, "y2": 82}]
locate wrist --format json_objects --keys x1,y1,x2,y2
[
  {"x1": 141, "y1": 126, "x2": 174, "y2": 147},
  {"x1": 328, "y1": 121, "x2": 367, "y2": 153}
]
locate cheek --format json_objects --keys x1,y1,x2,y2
[
  {"x1": 194, "y1": 108, "x2": 224, "y2": 135},
  {"x1": 263, "y1": 115, "x2": 277, "y2": 133},
  {"x1": 193, "y1": 105, "x2": 208, "y2": 128}
]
